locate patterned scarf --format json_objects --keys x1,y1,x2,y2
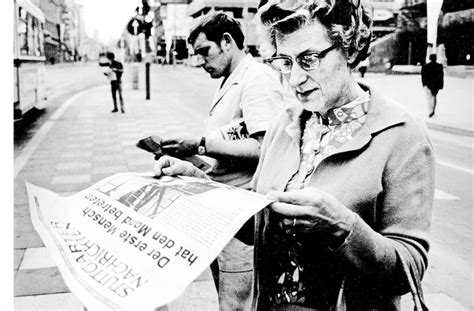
[
  {"x1": 286, "y1": 92, "x2": 370, "y2": 190},
  {"x1": 268, "y1": 92, "x2": 370, "y2": 307}
]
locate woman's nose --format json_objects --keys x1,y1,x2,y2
[{"x1": 288, "y1": 63, "x2": 308, "y2": 88}]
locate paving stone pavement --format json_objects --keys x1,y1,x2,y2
[
  {"x1": 14, "y1": 65, "x2": 219, "y2": 310},
  {"x1": 13, "y1": 65, "x2": 471, "y2": 310}
]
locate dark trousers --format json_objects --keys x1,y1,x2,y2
[
  {"x1": 111, "y1": 81, "x2": 124, "y2": 110},
  {"x1": 424, "y1": 86, "x2": 439, "y2": 116}
]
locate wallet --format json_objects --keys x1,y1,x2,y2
[{"x1": 136, "y1": 136, "x2": 164, "y2": 159}]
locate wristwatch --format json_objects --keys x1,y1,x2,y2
[{"x1": 197, "y1": 136, "x2": 206, "y2": 155}]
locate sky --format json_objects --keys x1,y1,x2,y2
[{"x1": 76, "y1": 0, "x2": 139, "y2": 43}]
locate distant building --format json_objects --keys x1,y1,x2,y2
[
  {"x1": 81, "y1": 36, "x2": 103, "y2": 62},
  {"x1": 366, "y1": 0, "x2": 473, "y2": 70},
  {"x1": 437, "y1": 0, "x2": 473, "y2": 65},
  {"x1": 76, "y1": 3, "x2": 88, "y2": 60},
  {"x1": 31, "y1": 0, "x2": 89, "y2": 63},
  {"x1": 161, "y1": 2, "x2": 193, "y2": 63},
  {"x1": 119, "y1": 0, "x2": 193, "y2": 64},
  {"x1": 31, "y1": 0, "x2": 63, "y2": 64},
  {"x1": 62, "y1": 0, "x2": 82, "y2": 61},
  {"x1": 369, "y1": 0, "x2": 405, "y2": 39},
  {"x1": 392, "y1": 0, "x2": 473, "y2": 66}
]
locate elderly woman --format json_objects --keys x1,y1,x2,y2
[{"x1": 154, "y1": 0, "x2": 434, "y2": 310}]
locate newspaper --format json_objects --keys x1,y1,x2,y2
[
  {"x1": 104, "y1": 68, "x2": 117, "y2": 81},
  {"x1": 26, "y1": 172, "x2": 271, "y2": 310}
]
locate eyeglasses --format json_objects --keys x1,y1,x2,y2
[{"x1": 265, "y1": 45, "x2": 337, "y2": 74}]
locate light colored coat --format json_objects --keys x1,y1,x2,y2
[
  {"x1": 251, "y1": 84, "x2": 435, "y2": 310},
  {"x1": 204, "y1": 54, "x2": 285, "y2": 188}
]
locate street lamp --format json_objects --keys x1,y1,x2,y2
[
  {"x1": 141, "y1": 0, "x2": 153, "y2": 100},
  {"x1": 128, "y1": 0, "x2": 154, "y2": 97}
]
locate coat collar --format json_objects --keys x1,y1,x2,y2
[
  {"x1": 284, "y1": 82, "x2": 407, "y2": 153},
  {"x1": 210, "y1": 54, "x2": 254, "y2": 112}
]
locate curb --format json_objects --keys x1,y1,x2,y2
[
  {"x1": 425, "y1": 121, "x2": 474, "y2": 137},
  {"x1": 14, "y1": 85, "x2": 107, "y2": 178}
]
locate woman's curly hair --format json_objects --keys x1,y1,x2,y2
[{"x1": 256, "y1": 0, "x2": 373, "y2": 68}]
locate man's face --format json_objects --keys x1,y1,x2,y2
[
  {"x1": 192, "y1": 32, "x2": 231, "y2": 79},
  {"x1": 276, "y1": 20, "x2": 352, "y2": 113}
]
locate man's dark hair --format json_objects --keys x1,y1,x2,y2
[
  {"x1": 106, "y1": 52, "x2": 115, "y2": 60},
  {"x1": 429, "y1": 54, "x2": 437, "y2": 62},
  {"x1": 188, "y1": 12, "x2": 245, "y2": 50}
]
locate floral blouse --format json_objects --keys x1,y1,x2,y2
[{"x1": 266, "y1": 92, "x2": 370, "y2": 308}]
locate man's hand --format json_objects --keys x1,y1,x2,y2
[
  {"x1": 154, "y1": 155, "x2": 209, "y2": 179},
  {"x1": 136, "y1": 136, "x2": 164, "y2": 159},
  {"x1": 267, "y1": 188, "x2": 356, "y2": 247},
  {"x1": 161, "y1": 137, "x2": 200, "y2": 158}
]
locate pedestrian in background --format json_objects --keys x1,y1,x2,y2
[
  {"x1": 153, "y1": 0, "x2": 435, "y2": 309},
  {"x1": 139, "y1": 12, "x2": 285, "y2": 310},
  {"x1": 421, "y1": 54, "x2": 444, "y2": 118},
  {"x1": 104, "y1": 52, "x2": 125, "y2": 113}
]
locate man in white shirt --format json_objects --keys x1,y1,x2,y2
[{"x1": 149, "y1": 12, "x2": 285, "y2": 310}]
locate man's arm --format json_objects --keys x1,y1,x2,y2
[
  {"x1": 160, "y1": 63, "x2": 284, "y2": 161},
  {"x1": 160, "y1": 131, "x2": 265, "y2": 160},
  {"x1": 420, "y1": 66, "x2": 426, "y2": 86},
  {"x1": 112, "y1": 62, "x2": 124, "y2": 73},
  {"x1": 205, "y1": 131, "x2": 264, "y2": 160}
]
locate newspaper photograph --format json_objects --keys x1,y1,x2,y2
[{"x1": 26, "y1": 172, "x2": 272, "y2": 310}]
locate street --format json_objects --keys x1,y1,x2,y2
[
  {"x1": 424, "y1": 131, "x2": 473, "y2": 308},
  {"x1": 14, "y1": 63, "x2": 473, "y2": 310}
]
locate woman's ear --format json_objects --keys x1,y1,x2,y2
[{"x1": 349, "y1": 35, "x2": 371, "y2": 67}]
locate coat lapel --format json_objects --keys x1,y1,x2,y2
[
  {"x1": 209, "y1": 54, "x2": 253, "y2": 114},
  {"x1": 281, "y1": 83, "x2": 408, "y2": 158},
  {"x1": 210, "y1": 78, "x2": 238, "y2": 112}
]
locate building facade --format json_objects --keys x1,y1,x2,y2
[
  {"x1": 438, "y1": 0, "x2": 473, "y2": 65},
  {"x1": 31, "y1": 0, "x2": 63, "y2": 64},
  {"x1": 31, "y1": 0, "x2": 91, "y2": 63},
  {"x1": 61, "y1": 0, "x2": 81, "y2": 61},
  {"x1": 366, "y1": 0, "x2": 474, "y2": 70}
]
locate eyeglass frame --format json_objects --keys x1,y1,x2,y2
[{"x1": 265, "y1": 44, "x2": 337, "y2": 74}]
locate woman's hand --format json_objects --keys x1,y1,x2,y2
[
  {"x1": 267, "y1": 188, "x2": 356, "y2": 246},
  {"x1": 153, "y1": 155, "x2": 209, "y2": 179}
]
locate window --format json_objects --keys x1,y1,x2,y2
[
  {"x1": 18, "y1": 7, "x2": 28, "y2": 55},
  {"x1": 17, "y1": 6, "x2": 44, "y2": 57}
]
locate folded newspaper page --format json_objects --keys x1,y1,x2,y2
[{"x1": 26, "y1": 172, "x2": 271, "y2": 310}]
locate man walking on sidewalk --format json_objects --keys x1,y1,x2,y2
[
  {"x1": 105, "y1": 52, "x2": 125, "y2": 113},
  {"x1": 421, "y1": 54, "x2": 444, "y2": 118},
  {"x1": 140, "y1": 12, "x2": 285, "y2": 310}
]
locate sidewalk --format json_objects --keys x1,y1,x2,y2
[
  {"x1": 14, "y1": 65, "x2": 219, "y2": 310},
  {"x1": 361, "y1": 73, "x2": 473, "y2": 137},
  {"x1": 14, "y1": 65, "x2": 471, "y2": 310}
]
